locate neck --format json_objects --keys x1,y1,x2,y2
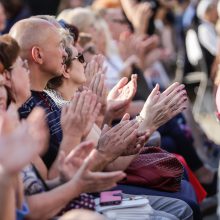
[
  {"x1": 56, "y1": 80, "x2": 79, "y2": 101},
  {"x1": 15, "y1": 95, "x2": 30, "y2": 108},
  {"x1": 29, "y1": 64, "x2": 51, "y2": 91}
]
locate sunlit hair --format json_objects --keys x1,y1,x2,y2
[
  {"x1": 58, "y1": 7, "x2": 115, "y2": 57},
  {"x1": 0, "y1": 34, "x2": 20, "y2": 71},
  {"x1": 92, "y1": 0, "x2": 121, "y2": 10}
]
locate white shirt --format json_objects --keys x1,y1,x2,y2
[
  {"x1": 104, "y1": 54, "x2": 124, "y2": 90},
  {"x1": 198, "y1": 21, "x2": 218, "y2": 56}
]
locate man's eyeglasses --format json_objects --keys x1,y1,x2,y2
[{"x1": 71, "y1": 53, "x2": 85, "y2": 64}]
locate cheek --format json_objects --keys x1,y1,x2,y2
[
  {"x1": 12, "y1": 70, "x2": 30, "y2": 94},
  {"x1": 71, "y1": 64, "x2": 86, "y2": 82}
]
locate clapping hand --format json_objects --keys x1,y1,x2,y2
[
  {"x1": 61, "y1": 91, "x2": 101, "y2": 140},
  {"x1": 138, "y1": 82, "x2": 188, "y2": 134},
  {"x1": 57, "y1": 141, "x2": 126, "y2": 193},
  {"x1": 105, "y1": 74, "x2": 137, "y2": 124},
  {"x1": 0, "y1": 107, "x2": 48, "y2": 175}
]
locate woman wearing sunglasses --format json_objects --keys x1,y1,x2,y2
[{"x1": 45, "y1": 38, "x2": 87, "y2": 108}]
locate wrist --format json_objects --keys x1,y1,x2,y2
[
  {"x1": 91, "y1": 149, "x2": 114, "y2": 171},
  {"x1": 136, "y1": 114, "x2": 156, "y2": 135},
  {"x1": 61, "y1": 135, "x2": 82, "y2": 151},
  {"x1": 0, "y1": 165, "x2": 16, "y2": 186},
  {"x1": 69, "y1": 177, "x2": 83, "y2": 194}
]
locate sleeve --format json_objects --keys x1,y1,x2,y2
[
  {"x1": 16, "y1": 202, "x2": 29, "y2": 220},
  {"x1": 198, "y1": 24, "x2": 218, "y2": 56}
]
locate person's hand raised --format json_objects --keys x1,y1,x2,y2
[
  {"x1": 84, "y1": 54, "x2": 106, "y2": 87},
  {"x1": 61, "y1": 91, "x2": 101, "y2": 139},
  {"x1": 105, "y1": 74, "x2": 137, "y2": 123},
  {"x1": 138, "y1": 82, "x2": 188, "y2": 134},
  {"x1": 89, "y1": 73, "x2": 107, "y2": 116},
  {"x1": 58, "y1": 141, "x2": 95, "y2": 182},
  {"x1": 58, "y1": 141, "x2": 126, "y2": 193},
  {"x1": 0, "y1": 107, "x2": 48, "y2": 175},
  {"x1": 97, "y1": 114, "x2": 140, "y2": 161}
]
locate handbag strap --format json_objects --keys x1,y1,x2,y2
[{"x1": 32, "y1": 164, "x2": 50, "y2": 191}]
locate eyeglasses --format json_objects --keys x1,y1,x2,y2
[{"x1": 71, "y1": 53, "x2": 85, "y2": 64}]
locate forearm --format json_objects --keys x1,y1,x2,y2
[
  {"x1": 104, "y1": 155, "x2": 138, "y2": 171},
  {"x1": 60, "y1": 135, "x2": 82, "y2": 155},
  {"x1": 120, "y1": 0, "x2": 138, "y2": 22},
  {"x1": 137, "y1": 111, "x2": 157, "y2": 135},
  {"x1": 84, "y1": 124, "x2": 101, "y2": 146},
  {"x1": 26, "y1": 181, "x2": 81, "y2": 220},
  {"x1": 0, "y1": 169, "x2": 16, "y2": 220},
  {"x1": 46, "y1": 177, "x2": 63, "y2": 189}
]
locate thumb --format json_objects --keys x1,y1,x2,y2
[
  {"x1": 58, "y1": 150, "x2": 66, "y2": 167},
  {"x1": 80, "y1": 155, "x2": 92, "y2": 172},
  {"x1": 131, "y1": 74, "x2": 137, "y2": 82},
  {"x1": 148, "y1": 83, "x2": 159, "y2": 99}
]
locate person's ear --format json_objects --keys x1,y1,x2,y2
[
  {"x1": 63, "y1": 67, "x2": 70, "y2": 79},
  {"x1": 31, "y1": 46, "x2": 44, "y2": 64}
]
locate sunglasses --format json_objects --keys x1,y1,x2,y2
[{"x1": 71, "y1": 53, "x2": 85, "y2": 64}]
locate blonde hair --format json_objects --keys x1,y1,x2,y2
[
  {"x1": 57, "y1": 7, "x2": 117, "y2": 56},
  {"x1": 92, "y1": 0, "x2": 121, "y2": 10},
  {"x1": 57, "y1": 8, "x2": 96, "y2": 33}
]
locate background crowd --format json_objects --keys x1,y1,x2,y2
[{"x1": 0, "y1": 0, "x2": 220, "y2": 219}]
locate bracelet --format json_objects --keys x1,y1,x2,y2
[{"x1": 135, "y1": 115, "x2": 144, "y2": 124}]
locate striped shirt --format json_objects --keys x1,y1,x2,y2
[{"x1": 19, "y1": 91, "x2": 62, "y2": 168}]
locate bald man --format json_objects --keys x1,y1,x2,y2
[
  {"x1": 9, "y1": 18, "x2": 69, "y2": 169},
  {"x1": 10, "y1": 18, "x2": 67, "y2": 91}
]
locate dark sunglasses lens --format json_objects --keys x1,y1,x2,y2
[{"x1": 78, "y1": 53, "x2": 85, "y2": 63}]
